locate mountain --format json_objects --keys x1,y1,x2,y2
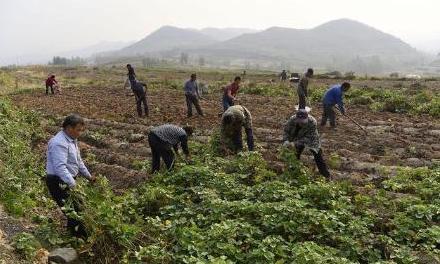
[
  {"x1": 105, "y1": 19, "x2": 424, "y2": 73},
  {"x1": 199, "y1": 28, "x2": 259, "y2": 41},
  {"x1": 193, "y1": 19, "x2": 422, "y2": 72},
  {"x1": 117, "y1": 26, "x2": 217, "y2": 56}
]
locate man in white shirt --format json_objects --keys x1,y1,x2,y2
[{"x1": 46, "y1": 114, "x2": 96, "y2": 237}]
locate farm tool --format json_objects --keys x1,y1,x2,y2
[{"x1": 335, "y1": 106, "x2": 368, "y2": 135}]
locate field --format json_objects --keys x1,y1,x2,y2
[{"x1": 0, "y1": 66, "x2": 439, "y2": 263}]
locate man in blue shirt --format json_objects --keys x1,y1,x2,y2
[
  {"x1": 321, "y1": 82, "x2": 351, "y2": 128},
  {"x1": 184, "y1": 73, "x2": 204, "y2": 117},
  {"x1": 46, "y1": 114, "x2": 96, "y2": 237}
]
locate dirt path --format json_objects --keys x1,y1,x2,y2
[{"x1": 11, "y1": 84, "x2": 440, "y2": 191}]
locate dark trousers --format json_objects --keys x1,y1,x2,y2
[
  {"x1": 46, "y1": 176, "x2": 87, "y2": 237},
  {"x1": 321, "y1": 104, "x2": 336, "y2": 127},
  {"x1": 226, "y1": 128, "x2": 254, "y2": 152},
  {"x1": 295, "y1": 145, "x2": 330, "y2": 178},
  {"x1": 46, "y1": 85, "x2": 54, "y2": 95},
  {"x1": 148, "y1": 133, "x2": 175, "y2": 173},
  {"x1": 185, "y1": 94, "x2": 203, "y2": 117},
  {"x1": 298, "y1": 95, "x2": 306, "y2": 109},
  {"x1": 134, "y1": 91, "x2": 148, "y2": 117},
  {"x1": 222, "y1": 95, "x2": 234, "y2": 111}
]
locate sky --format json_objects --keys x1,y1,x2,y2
[{"x1": 1, "y1": 0, "x2": 439, "y2": 65}]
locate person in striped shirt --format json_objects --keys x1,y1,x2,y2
[
  {"x1": 221, "y1": 105, "x2": 254, "y2": 152},
  {"x1": 148, "y1": 124, "x2": 194, "y2": 173}
]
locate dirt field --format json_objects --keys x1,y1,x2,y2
[{"x1": 11, "y1": 70, "x2": 440, "y2": 193}]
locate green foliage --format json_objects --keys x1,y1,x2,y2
[
  {"x1": 0, "y1": 99, "x2": 46, "y2": 216},
  {"x1": 11, "y1": 232, "x2": 42, "y2": 260},
  {"x1": 0, "y1": 96, "x2": 439, "y2": 263},
  {"x1": 346, "y1": 87, "x2": 440, "y2": 117}
]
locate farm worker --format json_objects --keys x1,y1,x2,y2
[
  {"x1": 45, "y1": 75, "x2": 58, "y2": 95},
  {"x1": 283, "y1": 110, "x2": 330, "y2": 178},
  {"x1": 221, "y1": 105, "x2": 254, "y2": 152},
  {"x1": 321, "y1": 82, "x2": 351, "y2": 128},
  {"x1": 297, "y1": 68, "x2": 314, "y2": 109},
  {"x1": 148, "y1": 124, "x2": 193, "y2": 173},
  {"x1": 280, "y1": 70, "x2": 288, "y2": 82},
  {"x1": 223, "y1": 76, "x2": 242, "y2": 111},
  {"x1": 184, "y1": 73, "x2": 204, "y2": 117},
  {"x1": 126, "y1": 64, "x2": 136, "y2": 86},
  {"x1": 46, "y1": 114, "x2": 96, "y2": 238},
  {"x1": 132, "y1": 81, "x2": 149, "y2": 117}
]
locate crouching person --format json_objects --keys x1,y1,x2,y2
[
  {"x1": 283, "y1": 110, "x2": 330, "y2": 178},
  {"x1": 221, "y1": 105, "x2": 254, "y2": 153},
  {"x1": 148, "y1": 124, "x2": 193, "y2": 173},
  {"x1": 46, "y1": 114, "x2": 96, "y2": 238}
]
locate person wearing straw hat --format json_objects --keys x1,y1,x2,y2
[{"x1": 283, "y1": 110, "x2": 330, "y2": 178}]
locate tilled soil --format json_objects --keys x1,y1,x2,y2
[{"x1": 12, "y1": 83, "x2": 440, "y2": 191}]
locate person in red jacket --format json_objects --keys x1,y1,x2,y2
[
  {"x1": 45, "y1": 75, "x2": 58, "y2": 95},
  {"x1": 222, "y1": 76, "x2": 241, "y2": 111}
]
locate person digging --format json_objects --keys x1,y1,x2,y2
[
  {"x1": 148, "y1": 124, "x2": 193, "y2": 173},
  {"x1": 283, "y1": 109, "x2": 331, "y2": 179},
  {"x1": 220, "y1": 105, "x2": 254, "y2": 153},
  {"x1": 321, "y1": 82, "x2": 351, "y2": 128},
  {"x1": 132, "y1": 80, "x2": 149, "y2": 118}
]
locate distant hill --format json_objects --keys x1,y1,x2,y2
[
  {"x1": 194, "y1": 19, "x2": 422, "y2": 72},
  {"x1": 105, "y1": 19, "x2": 424, "y2": 73},
  {"x1": 117, "y1": 26, "x2": 217, "y2": 56},
  {"x1": 199, "y1": 28, "x2": 259, "y2": 41}
]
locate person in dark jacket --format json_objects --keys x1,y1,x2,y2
[
  {"x1": 221, "y1": 105, "x2": 254, "y2": 152},
  {"x1": 321, "y1": 82, "x2": 351, "y2": 128},
  {"x1": 148, "y1": 124, "x2": 193, "y2": 173},
  {"x1": 126, "y1": 64, "x2": 136, "y2": 86},
  {"x1": 132, "y1": 81, "x2": 149, "y2": 117},
  {"x1": 284, "y1": 110, "x2": 330, "y2": 178},
  {"x1": 297, "y1": 68, "x2": 314, "y2": 109},
  {"x1": 45, "y1": 75, "x2": 58, "y2": 95}
]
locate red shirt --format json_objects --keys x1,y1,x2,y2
[
  {"x1": 224, "y1": 82, "x2": 240, "y2": 98},
  {"x1": 46, "y1": 77, "x2": 57, "y2": 86}
]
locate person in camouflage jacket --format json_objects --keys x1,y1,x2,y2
[{"x1": 284, "y1": 109, "x2": 330, "y2": 178}]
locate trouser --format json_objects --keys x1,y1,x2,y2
[
  {"x1": 321, "y1": 104, "x2": 336, "y2": 127},
  {"x1": 298, "y1": 94, "x2": 306, "y2": 109},
  {"x1": 46, "y1": 85, "x2": 54, "y2": 95},
  {"x1": 295, "y1": 145, "x2": 330, "y2": 178},
  {"x1": 134, "y1": 91, "x2": 148, "y2": 117},
  {"x1": 148, "y1": 132, "x2": 175, "y2": 173},
  {"x1": 185, "y1": 94, "x2": 203, "y2": 117},
  {"x1": 225, "y1": 127, "x2": 254, "y2": 152},
  {"x1": 46, "y1": 175, "x2": 87, "y2": 237},
  {"x1": 222, "y1": 95, "x2": 234, "y2": 111}
]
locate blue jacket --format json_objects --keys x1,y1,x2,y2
[{"x1": 323, "y1": 84, "x2": 345, "y2": 113}]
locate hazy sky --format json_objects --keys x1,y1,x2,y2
[{"x1": 1, "y1": 0, "x2": 439, "y2": 64}]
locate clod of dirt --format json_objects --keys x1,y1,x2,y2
[{"x1": 128, "y1": 133, "x2": 146, "y2": 143}]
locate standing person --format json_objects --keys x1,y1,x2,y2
[
  {"x1": 221, "y1": 105, "x2": 254, "y2": 153},
  {"x1": 148, "y1": 124, "x2": 193, "y2": 173},
  {"x1": 132, "y1": 81, "x2": 149, "y2": 117},
  {"x1": 321, "y1": 82, "x2": 351, "y2": 128},
  {"x1": 126, "y1": 64, "x2": 136, "y2": 87},
  {"x1": 46, "y1": 114, "x2": 96, "y2": 237},
  {"x1": 223, "y1": 76, "x2": 242, "y2": 111},
  {"x1": 297, "y1": 68, "x2": 314, "y2": 109},
  {"x1": 184, "y1": 73, "x2": 204, "y2": 117},
  {"x1": 45, "y1": 75, "x2": 58, "y2": 95},
  {"x1": 280, "y1": 70, "x2": 288, "y2": 82},
  {"x1": 283, "y1": 110, "x2": 330, "y2": 178}
]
